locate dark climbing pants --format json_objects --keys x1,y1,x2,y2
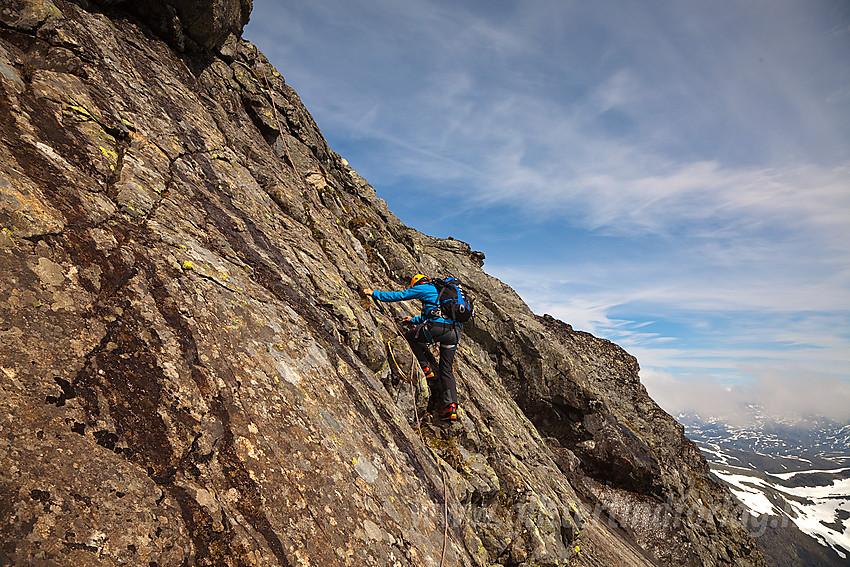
[{"x1": 404, "y1": 322, "x2": 459, "y2": 410}]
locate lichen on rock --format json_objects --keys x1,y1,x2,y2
[{"x1": 0, "y1": 2, "x2": 765, "y2": 566}]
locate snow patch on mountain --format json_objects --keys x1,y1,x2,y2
[
  {"x1": 680, "y1": 412, "x2": 850, "y2": 562},
  {"x1": 712, "y1": 465, "x2": 850, "y2": 559},
  {"x1": 769, "y1": 467, "x2": 850, "y2": 480},
  {"x1": 711, "y1": 470, "x2": 779, "y2": 516}
]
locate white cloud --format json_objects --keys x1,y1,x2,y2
[
  {"x1": 246, "y1": 0, "x2": 850, "y2": 422},
  {"x1": 472, "y1": 148, "x2": 850, "y2": 244},
  {"x1": 249, "y1": 2, "x2": 850, "y2": 242},
  {"x1": 488, "y1": 259, "x2": 850, "y2": 421},
  {"x1": 641, "y1": 365, "x2": 850, "y2": 424},
  {"x1": 490, "y1": 258, "x2": 850, "y2": 325}
]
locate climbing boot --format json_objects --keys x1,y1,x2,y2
[
  {"x1": 421, "y1": 365, "x2": 435, "y2": 380},
  {"x1": 439, "y1": 403, "x2": 458, "y2": 421}
]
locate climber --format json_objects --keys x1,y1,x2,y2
[{"x1": 363, "y1": 274, "x2": 461, "y2": 421}]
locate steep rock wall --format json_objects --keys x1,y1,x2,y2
[{"x1": 0, "y1": 1, "x2": 764, "y2": 566}]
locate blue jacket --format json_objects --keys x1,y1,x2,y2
[{"x1": 372, "y1": 283, "x2": 455, "y2": 325}]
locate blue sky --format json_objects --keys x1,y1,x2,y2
[{"x1": 245, "y1": 0, "x2": 850, "y2": 423}]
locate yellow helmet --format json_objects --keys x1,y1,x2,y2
[{"x1": 410, "y1": 274, "x2": 430, "y2": 287}]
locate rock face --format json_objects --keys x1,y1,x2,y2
[
  {"x1": 99, "y1": 0, "x2": 252, "y2": 51},
  {"x1": 0, "y1": 2, "x2": 765, "y2": 566}
]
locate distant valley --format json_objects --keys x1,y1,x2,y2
[{"x1": 680, "y1": 412, "x2": 850, "y2": 567}]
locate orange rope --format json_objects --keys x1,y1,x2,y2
[{"x1": 387, "y1": 336, "x2": 424, "y2": 440}]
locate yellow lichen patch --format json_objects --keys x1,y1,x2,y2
[
  {"x1": 62, "y1": 90, "x2": 107, "y2": 128},
  {"x1": 99, "y1": 145, "x2": 117, "y2": 159},
  {"x1": 98, "y1": 145, "x2": 118, "y2": 170},
  {"x1": 0, "y1": 227, "x2": 14, "y2": 248},
  {"x1": 68, "y1": 101, "x2": 96, "y2": 121}
]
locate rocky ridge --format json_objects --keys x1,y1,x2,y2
[{"x1": 0, "y1": 1, "x2": 765, "y2": 565}]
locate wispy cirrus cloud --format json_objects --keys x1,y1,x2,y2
[
  {"x1": 246, "y1": 0, "x2": 850, "y2": 420},
  {"x1": 489, "y1": 260, "x2": 850, "y2": 415}
]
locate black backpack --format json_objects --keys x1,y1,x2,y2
[{"x1": 433, "y1": 277, "x2": 474, "y2": 323}]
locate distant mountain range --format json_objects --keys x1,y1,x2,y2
[{"x1": 679, "y1": 412, "x2": 850, "y2": 567}]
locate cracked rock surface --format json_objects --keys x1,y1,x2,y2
[{"x1": 0, "y1": 1, "x2": 765, "y2": 566}]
